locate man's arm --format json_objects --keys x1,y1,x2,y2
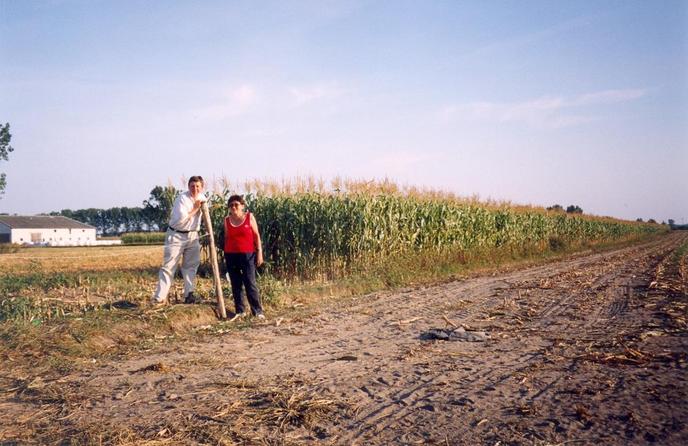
[
  {"x1": 169, "y1": 194, "x2": 206, "y2": 229},
  {"x1": 178, "y1": 199, "x2": 203, "y2": 225}
]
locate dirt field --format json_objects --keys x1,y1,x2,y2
[{"x1": 2, "y1": 232, "x2": 687, "y2": 445}]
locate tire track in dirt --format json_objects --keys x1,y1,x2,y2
[
  {"x1": 517, "y1": 236, "x2": 678, "y2": 334},
  {"x1": 333, "y1": 233, "x2": 687, "y2": 444}
]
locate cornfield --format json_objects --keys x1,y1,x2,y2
[{"x1": 203, "y1": 180, "x2": 664, "y2": 282}]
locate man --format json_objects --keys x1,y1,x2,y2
[{"x1": 151, "y1": 176, "x2": 207, "y2": 306}]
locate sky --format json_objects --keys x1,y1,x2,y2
[{"x1": 1, "y1": 0, "x2": 686, "y2": 223}]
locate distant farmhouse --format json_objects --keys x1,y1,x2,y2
[{"x1": 0, "y1": 215, "x2": 97, "y2": 246}]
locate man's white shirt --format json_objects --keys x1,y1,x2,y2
[{"x1": 168, "y1": 191, "x2": 207, "y2": 231}]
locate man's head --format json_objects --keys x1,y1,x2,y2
[{"x1": 188, "y1": 176, "x2": 204, "y2": 197}]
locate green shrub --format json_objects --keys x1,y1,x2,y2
[
  {"x1": 0, "y1": 296, "x2": 66, "y2": 323},
  {"x1": 0, "y1": 243, "x2": 21, "y2": 254},
  {"x1": 121, "y1": 232, "x2": 166, "y2": 245}
]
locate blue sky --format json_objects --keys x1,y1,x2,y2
[{"x1": 1, "y1": 0, "x2": 686, "y2": 223}]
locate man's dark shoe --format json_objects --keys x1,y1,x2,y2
[{"x1": 184, "y1": 292, "x2": 197, "y2": 304}]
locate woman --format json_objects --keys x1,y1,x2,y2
[{"x1": 223, "y1": 194, "x2": 265, "y2": 320}]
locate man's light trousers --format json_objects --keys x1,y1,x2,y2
[{"x1": 152, "y1": 230, "x2": 201, "y2": 303}]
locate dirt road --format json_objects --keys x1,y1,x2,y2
[{"x1": 3, "y1": 232, "x2": 687, "y2": 445}]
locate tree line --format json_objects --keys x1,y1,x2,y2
[
  {"x1": 50, "y1": 185, "x2": 179, "y2": 235},
  {"x1": 546, "y1": 204, "x2": 583, "y2": 214}
]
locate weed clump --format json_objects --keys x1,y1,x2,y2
[{"x1": 548, "y1": 236, "x2": 568, "y2": 252}]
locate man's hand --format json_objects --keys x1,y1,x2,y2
[
  {"x1": 256, "y1": 252, "x2": 264, "y2": 267},
  {"x1": 192, "y1": 200, "x2": 203, "y2": 213}
]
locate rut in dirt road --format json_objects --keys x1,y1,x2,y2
[{"x1": 4, "y1": 233, "x2": 686, "y2": 445}]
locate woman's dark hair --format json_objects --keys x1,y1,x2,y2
[{"x1": 227, "y1": 194, "x2": 245, "y2": 206}]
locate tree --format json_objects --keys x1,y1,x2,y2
[
  {"x1": 566, "y1": 205, "x2": 583, "y2": 214},
  {"x1": 636, "y1": 218, "x2": 644, "y2": 222},
  {"x1": 54, "y1": 206, "x2": 148, "y2": 235},
  {"x1": 547, "y1": 204, "x2": 564, "y2": 212},
  {"x1": 50, "y1": 184, "x2": 180, "y2": 234},
  {"x1": 0, "y1": 122, "x2": 14, "y2": 198},
  {"x1": 647, "y1": 218, "x2": 657, "y2": 224},
  {"x1": 143, "y1": 185, "x2": 179, "y2": 230}
]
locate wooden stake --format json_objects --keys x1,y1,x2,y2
[{"x1": 201, "y1": 202, "x2": 227, "y2": 319}]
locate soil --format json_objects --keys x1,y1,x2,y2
[{"x1": 1, "y1": 232, "x2": 687, "y2": 445}]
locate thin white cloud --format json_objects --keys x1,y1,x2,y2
[
  {"x1": 467, "y1": 12, "x2": 606, "y2": 58},
  {"x1": 289, "y1": 82, "x2": 345, "y2": 106},
  {"x1": 442, "y1": 88, "x2": 647, "y2": 129},
  {"x1": 191, "y1": 84, "x2": 258, "y2": 122},
  {"x1": 570, "y1": 89, "x2": 647, "y2": 106},
  {"x1": 228, "y1": 85, "x2": 256, "y2": 107},
  {"x1": 187, "y1": 81, "x2": 349, "y2": 124}
]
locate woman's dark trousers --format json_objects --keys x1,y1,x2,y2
[{"x1": 224, "y1": 252, "x2": 263, "y2": 315}]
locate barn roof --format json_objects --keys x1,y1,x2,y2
[{"x1": 0, "y1": 215, "x2": 95, "y2": 230}]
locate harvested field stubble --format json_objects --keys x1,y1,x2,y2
[
  {"x1": 1, "y1": 374, "x2": 353, "y2": 445},
  {"x1": 0, "y1": 232, "x2": 685, "y2": 445}
]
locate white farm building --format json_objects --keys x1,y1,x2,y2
[{"x1": 0, "y1": 216, "x2": 97, "y2": 246}]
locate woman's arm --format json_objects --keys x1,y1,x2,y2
[{"x1": 250, "y1": 213, "x2": 264, "y2": 266}]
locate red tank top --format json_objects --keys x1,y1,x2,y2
[{"x1": 224, "y1": 212, "x2": 255, "y2": 253}]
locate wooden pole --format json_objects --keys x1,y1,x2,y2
[{"x1": 201, "y1": 202, "x2": 227, "y2": 319}]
